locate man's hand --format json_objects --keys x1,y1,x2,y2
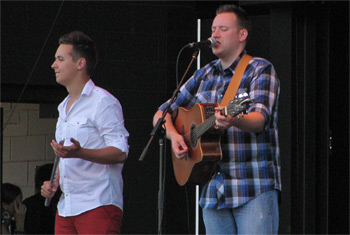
[
  {"x1": 13, "y1": 198, "x2": 26, "y2": 231},
  {"x1": 214, "y1": 106, "x2": 234, "y2": 129},
  {"x1": 170, "y1": 133, "x2": 188, "y2": 159},
  {"x1": 41, "y1": 180, "x2": 58, "y2": 199},
  {"x1": 51, "y1": 138, "x2": 81, "y2": 158},
  {"x1": 214, "y1": 106, "x2": 266, "y2": 133}
]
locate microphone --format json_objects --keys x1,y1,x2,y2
[{"x1": 187, "y1": 37, "x2": 218, "y2": 49}]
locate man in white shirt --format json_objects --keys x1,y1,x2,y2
[{"x1": 41, "y1": 31, "x2": 129, "y2": 234}]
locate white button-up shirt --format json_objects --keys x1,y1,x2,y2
[{"x1": 56, "y1": 79, "x2": 129, "y2": 217}]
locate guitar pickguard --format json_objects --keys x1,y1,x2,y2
[{"x1": 204, "y1": 105, "x2": 216, "y2": 119}]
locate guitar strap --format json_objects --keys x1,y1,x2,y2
[{"x1": 220, "y1": 54, "x2": 253, "y2": 107}]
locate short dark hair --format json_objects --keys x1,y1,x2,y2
[
  {"x1": 1, "y1": 183, "x2": 22, "y2": 205},
  {"x1": 216, "y1": 4, "x2": 252, "y2": 34},
  {"x1": 58, "y1": 31, "x2": 98, "y2": 76}
]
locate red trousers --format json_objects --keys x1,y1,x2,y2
[{"x1": 55, "y1": 205, "x2": 123, "y2": 234}]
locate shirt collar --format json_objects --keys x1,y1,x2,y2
[
  {"x1": 81, "y1": 79, "x2": 95, "y2": 97},
  {"x1": 227, "y1": 50, "x2": 247, "y2": 73},
  {"x1": 212, "y1": 50, "x2": 247, "y2": 74}
]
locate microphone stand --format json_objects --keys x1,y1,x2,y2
[{"x1": 139, "y1": 48, "x2": 200, "y2": 234}]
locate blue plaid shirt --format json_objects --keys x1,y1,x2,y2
[{"x1": 159, "y1": 51, "x2": 281, "y2": 209}]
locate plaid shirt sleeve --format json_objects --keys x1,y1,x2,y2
[
  {"x1": 158, "y1": 60, "x2": 221, "y2": 112},
  {"x1": 158, "y1": 74, "x2": 199, "y2": 113},
  {"x1": 248, "y1": 59, "x2": 280, "y2": 129}
]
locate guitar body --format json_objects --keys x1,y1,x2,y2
[{"x1": 172, "y1": 103, "x2": 223, "y2": 186}]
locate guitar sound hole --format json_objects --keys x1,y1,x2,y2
[{"x1": 190, "y1": 124, "x2": 197, "y2": 147}]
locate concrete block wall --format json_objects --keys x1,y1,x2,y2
[{"x1": 1, "y1": 102, "x2": 56, "y2": 199}]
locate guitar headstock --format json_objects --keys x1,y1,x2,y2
[{"x1": 223, "y1": 93, "x2": 254, "y2": 117}]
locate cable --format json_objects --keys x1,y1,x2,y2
[
  {"x1": 1, "y1": 0, "x2": 65, "y2": 132},
  {"x1": 176, "y1": 44, "x2": 191, "y2": 87}
]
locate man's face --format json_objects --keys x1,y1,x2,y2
[
  {"x1": 2, "y1": 194, "x2": 23, "y2": 217},
  {"x1": 211, "y1": 12, "x2": 245, "y2": 59},
  {"x1": 51, "y1": 44, "x2": 79, "y2": 86}
]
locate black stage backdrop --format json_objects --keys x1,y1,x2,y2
[{"x1": 1, "y1": 1, "x2": 348, "y2": 234}]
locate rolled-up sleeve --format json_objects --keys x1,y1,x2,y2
[
  {"x1": 248, "y1": 62, "x2": 279, "y2": 127},
  {"x1": 96, "y1": 98, "x2": 130, "y2": 155}
]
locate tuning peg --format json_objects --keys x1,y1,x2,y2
[{"x1": 238, "y1": 93, "x2": 249, "y2": 99}]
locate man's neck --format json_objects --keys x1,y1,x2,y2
[
  {"x1": 220, "y1": 59, "x2": 235, "y2": 70},
  {"x1": 66, "y1": 76, "x2": 90, "y2": 101},
  {"x1": 220, "y1": 48, "x2": 244, "y2": 70}
]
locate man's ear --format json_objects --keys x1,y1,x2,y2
[
  {"x1": 239, "y1": 28, "x2": 248, "y2": 42},
  {"x1": 77, "y1": 57, "x2": 87, "y2": 71}
]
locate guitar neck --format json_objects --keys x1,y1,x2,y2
[
  {"x1": 191, "y1": 97, "x2": 252, "y2": 139},
  {"x1": 195, "y1": 114, "x2": 216, "y2": 138}
]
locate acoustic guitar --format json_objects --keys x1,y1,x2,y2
[{"x1": 171, "y1": 95, "x2": 253, "y2": 186}]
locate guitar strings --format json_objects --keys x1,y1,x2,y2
[{"x1": 182, "y1": 115, "x2": 217, "y2": 143}]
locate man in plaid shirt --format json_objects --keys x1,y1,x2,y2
[{"x1": 154, "y1": 4, "x2": 281, "y2": 234}]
